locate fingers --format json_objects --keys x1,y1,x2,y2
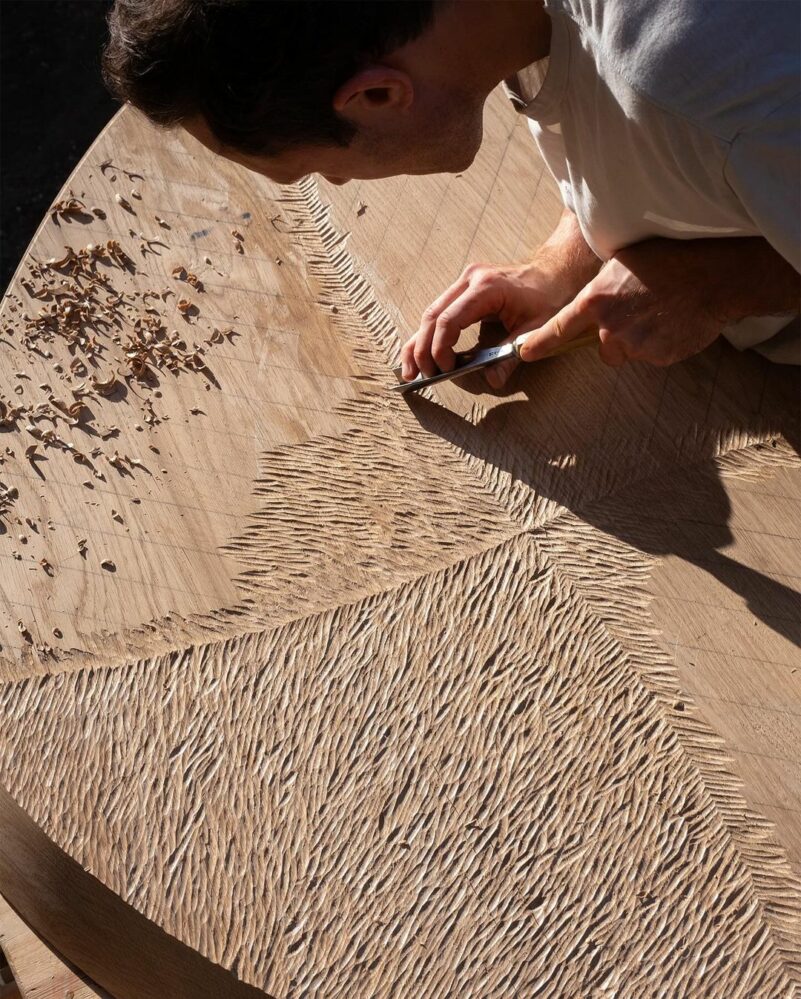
[
  {"x1": 516, "y1": 295, "x2": 590, "y2": 362},
  {"x1": 402, "y1": 264, "x2": 506, "y2": 380},
  {"x1": 401, "y1": 276, "x2": 471, "y2": 379},
  {"x1": 426, "y1": 284, "x2": 507, "y2": 376}
]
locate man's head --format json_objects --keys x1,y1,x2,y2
[{"x1": 103, "y1": 0, "x2": 499, "y2": 185}]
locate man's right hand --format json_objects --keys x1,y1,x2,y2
[
  {"x1": 400, "y1": 208, "x2": 602, "y2": 389},
  {"x1": 399, "y1": 262, "x2": 571, "y2": 388}
]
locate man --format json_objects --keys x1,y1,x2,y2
[{"x1": 103, "y1": 0, "x2": 800, "y2": 388}]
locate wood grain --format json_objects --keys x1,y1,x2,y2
[
  {"x1": 0, "y1": 892, "x2": 108, "y2": 999},
  {"x1": 0, "y1": 89, "x2": 799, "y2": 996}
]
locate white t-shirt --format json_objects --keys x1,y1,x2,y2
[{"x1": 505, "y1": 0, "x2": 800, "y2": 363}]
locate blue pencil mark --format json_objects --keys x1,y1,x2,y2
[
  {"x1": 241, "y1": 212, "x2": 252, "y2": 220},
  {"x1": 190, "y1": 228, "x2": 211, "y2": 240}
]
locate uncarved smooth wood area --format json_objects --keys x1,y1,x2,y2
[
  {"x1": 0, "y1": 91, "x2": 799, "y2": 996},
  {"x1": 0, "y1": 892, "x2": 108, "y2": 999},
  {"x1": 647, "y1": 460, "x2": 801, "y2": 874}
]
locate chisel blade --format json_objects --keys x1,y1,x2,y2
[{"x1": 390, "y1": 340, "x2": 518, "y2": 394}]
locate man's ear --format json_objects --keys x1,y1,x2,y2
[{"x1": 332, "y1": 67, "x2": 414, "y2": 123}]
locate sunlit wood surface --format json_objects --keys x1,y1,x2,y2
[{"x1": 0, "y1": 92, "x2": 798, "y2": 997}]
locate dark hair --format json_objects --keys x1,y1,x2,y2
[{"x1": 103, "y1": 0, "x2": 437, "y2": 155}]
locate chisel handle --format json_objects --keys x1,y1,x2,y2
[{"x1": 513, "y1": 327, "x2": 599, "y2": 360}]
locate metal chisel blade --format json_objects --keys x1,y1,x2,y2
[{"x1": 390, "y1": 340, "x2": 518, "y2": 394}]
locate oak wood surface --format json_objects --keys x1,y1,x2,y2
[
  {"x1": 0, "y1": 892, "x2": 108, "y2": 999},
  {"x1": 0, "y1": 91, "x2": 798, "y2": 996}
]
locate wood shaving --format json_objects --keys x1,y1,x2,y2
[
  {"x1": 0, "y1": 483, "x2": 18, "y2": 517},
  {"x1": 92, "y1": 372, "x2": 119, "y2": 397},
  {"x1": 99, "y1": 159, "x2": 143, "y2": 182},
  {"x1": 0, "y1": 401, "x2": 24, "y2": 427},
  {"x1": 49, "y1": 194, "x2": 88, "y2": 224},
  {"x1": 46, "y1": 247, "x2": 78, "y2": 270},
  {"x1": 172, "y1": 266, "x2": 204, "y2": 291}
]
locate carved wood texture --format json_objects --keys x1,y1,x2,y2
[{"x1": 0, "y1": 92, "x2": 799, "y2": 997}]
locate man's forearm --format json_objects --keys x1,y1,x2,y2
[
  {"x1": 688, "y1": 236, "x2": 801, "y2": 323},
  {"x1": 531, "y1": 207, "x2": 602, "y2": 299}
]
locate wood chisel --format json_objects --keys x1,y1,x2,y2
[{"x1": 391, "y1": 328, "x2": 598, "y2": 393}]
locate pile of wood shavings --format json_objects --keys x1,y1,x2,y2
[
  {"x1": 14, "y1": 240, "x2": 221, "y2": 381},
  {"x1": 0, "y1": 225, "x2": 239, "y2": 626},
  {"x1": 2, "y1": 235, "x2": 237, "y2": 439}
]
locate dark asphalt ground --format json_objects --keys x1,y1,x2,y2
[{"x1": 1, "y1": 1, "x2": 117, "y2": 292}]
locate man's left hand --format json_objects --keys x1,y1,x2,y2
[{"x1": 518, "y1": 237, "x2": 740, "y2": 367}]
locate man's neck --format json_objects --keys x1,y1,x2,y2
[
  {"x1": 394, "y1": 1, "x2": 552, "y2": 99},
  {"x1": 490, "y1": 0, "x2": 552, "y2": 77},
  {"x1": 450, "y1": 0, "x2": 552, "y2": 90}
]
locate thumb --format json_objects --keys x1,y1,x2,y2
[{"x1": 516, "y1": 296, "x2": 590, "y2": 362}]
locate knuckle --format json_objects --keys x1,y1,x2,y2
[
  {"x1": 471, "y1": 272, "x2": 497, "y2": 293},
  {"x1": 413, "y1": 341, "x2": 430, "y2": 364},
  {"x1": 579, "y1": 288, "x2": 605, "y2": 312},
  {"x1": 421, "y1": 305, "x2": 440, "y2": 325},
  {"x1": 435, "y1": 311, "x2": 454, "y2": 333},
  {"x1": 581, "y1": 286, "x2": 618, "y2": 317}
]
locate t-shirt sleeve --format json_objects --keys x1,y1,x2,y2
[{"x1": 724, "y1": 92, "x2": 801, "y2": 273}]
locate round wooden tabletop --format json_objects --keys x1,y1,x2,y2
[{"x1": 0, "y1": 92, "x2": 799, "y2": 998}]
